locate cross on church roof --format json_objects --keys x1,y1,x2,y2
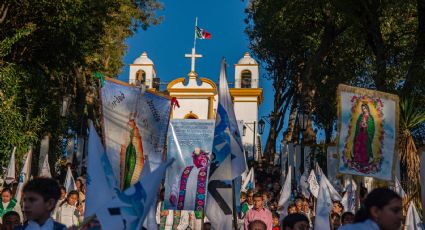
[{"x1": 185, "y1": 48, "x2": 202, "y2": 73}]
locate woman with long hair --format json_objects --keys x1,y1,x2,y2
[{"x1": 339, "y1": 188, "x2": 403, "y2": 230}]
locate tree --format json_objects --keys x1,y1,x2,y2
[
  {"x1": 0, "y1": 0, "x2": 163, "y2": 169},
  {"x1": 245, "y1": 0, "x2": 425, "y2": 163}
]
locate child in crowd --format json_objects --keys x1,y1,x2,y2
[
  {"x1": 2, "y1": 211, "x2": 21, "y2": 230},
  {"x1": 288, "y1": 204, "x2": 297, "y2": 214},
  {"x1": 55, "y1": 190, "x2": 83, "y2": 227},
  {"x1": 52, "y1": 186, "x2": 67, "y2": 218},
  {"x1": 15, "y1": 178, "x2": 67, "y2": 230},
  {"x1": 262, "y1": 191, "x2": 271, "y2": 208},
  {"x1": 332, "y1": 201, "x2": 343, "y2": 215},
  {"x1": 271, "y1": 212, "x2": 280, "y2": 230},
  {"x1": 0, "y1": 188, "x2": 23, "y2": 222}
]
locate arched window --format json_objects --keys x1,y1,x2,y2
[
  {"x1": 184, "y1": 111, "x2": 199, "y2": 119},
  {"x1": 241, "y1": 70, "x2": 252, "y2": 88},
  {"x1": 135, "y1": 70, "x2": 146, "y2": 86}
]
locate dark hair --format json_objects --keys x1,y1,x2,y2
[
  {"x1": 1, "y1": 188, "x2": 12, "y2": 195},
  {"x1": 61, "y1": 190, "x2": 79, "y2": 206},
  {"x1": 2, "y1": 210, "x2": 20, "y2": 222},
  {"x1": 281, "y1": 213, "x2": 309, "y2": 228},
  {"x1": 354, "y1": 187, "x2": 401, "y2": 223},
  {"x1": 341, "y1": 212, "x2": 354, "y2": 222},
  {"x1": 23, "y1": 178, "x2": 61, "y2": 202},
  {"x1": 248, "y1": 220, "x2": 267, "y2": 230},
  {"x1": 253, "y1": 193, "x2": 263, "y2": 199},
  {"x1": 272, "y1": 211, "x2": 279, "y2": 219},
  {"x1": 333, "y1": 200, "x2": 343, "y2": 209},
  {"x1": 288, "y1": 203, "x2": 297, "y2": 209},
  {"x1": 59, "y1": 186, "x2": 66, "y2": 192}
]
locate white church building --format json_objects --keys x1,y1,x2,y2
[{"x1": 128, "y1": 50, "x2": 263, "y2": 159}]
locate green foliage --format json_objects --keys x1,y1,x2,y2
[
  {"x1": 246, "y1": 0, "x2": 425, "y2": 147},
  {"x1": 0, "y1": 0, "x2": 162, "y2": 168},
  {"x1": 400, "y1": 98, "x2": 425, "y2": 131}
]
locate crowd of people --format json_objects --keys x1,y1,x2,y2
[
  {"x1": 0, "y1": 160, "x2": 408, "y2": 230},
  {"x1": 154, "y1": 161, "x2": 405, "y2": 230},
  {"x1": 0, "y1": 173, "x2": 87, "y2": 230}
]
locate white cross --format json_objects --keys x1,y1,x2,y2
[{"x1": 185, "y1": 48, "x2": 202, "y2": 72}]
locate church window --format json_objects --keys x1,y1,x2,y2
[
  {"x1": 241, "y1": 70, "x2": 252, "y2": 88},
  {"x1": 135, "y1": 70, "x2": 146, "y2": 86}
]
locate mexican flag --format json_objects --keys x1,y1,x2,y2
[{"x1": 195, "y1": 26, "x2": 211, "y2": 39}]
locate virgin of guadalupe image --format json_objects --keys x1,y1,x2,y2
[
  {"x1": 120, "y1": 117, "x2": 144, "y2": 190},
  {"x1": 169, "y1": 148, "x2": 210, "y2": 211},
  {"x1": 353, "y1": 103, "x2": 375, "y2": 166},
  {"x1": 343, "y1": 97, "x2": 384, "y2": 174}
]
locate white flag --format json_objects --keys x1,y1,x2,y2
[
  {"x1": 241, "y1": 167, "x2": 255, "y2": 192},
  {"x1": 5, "y1": 147, "x2": 16, "y2": 184},
  {"x1": 210, "y1": 59, "x2": 246, "y2": 180},
  {"x1": 64, "y1": 166, "x2": 76, "y2": 193},
  {"x1": 85, "y1": 121, "x2": 117, "y2": 217},
  {"x1": 405, "y1": 202, "x2": 424, "y2": 230},
  {"x1": 341, "y1": 177, "x2": 357, "y2": 213},
  {"x1": 393, "y1": 177, "x2": 406, "y2": 198},
  {"x1": 300, "y1": 171, "x2": 310, "y2": 198},
  {"x1": 206, "y1": 59, "x2": 246, "y2": 230},
  {"x1": 314, "y1": 173, "x2": 332, "y2": 230},
  {"x1": 317, "y1": 166, "x2": 342, "y2": 201},
  {"x1": 15, "y1": 149, "x2": 32, "y2": 204},
  {"x1": 308, "y1": 170, "x2": 319, "y2": 198},
  {"x1": 278, "y1": 166, "x2": 292, "y2": 219},
  {"x1": 96, "y1": 159, "x2": 173, "y2": 230},
  {"x1": 39, "y1": 154, "x2": 51, "y2": 178}
]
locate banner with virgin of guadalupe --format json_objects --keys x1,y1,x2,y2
[
  {"x1": 101, "y1": 78, "x2": 171, "y2": 191},
  {"x1": 164, "y1": 119, "x2": 215, "y2": 211},
  {"x1": 337, "y1": 84, "x2": 399, "y2": 181}
]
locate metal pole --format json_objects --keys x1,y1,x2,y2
[
  {"x1": 300, "y1": 135, "x2": 304, "y2": 175},
  {"x1": 232, "y1": 179, "x2": 238, "y2": 230},
  {"x1": 253, "y1": 121, "x2": 256, "y2": 161}
]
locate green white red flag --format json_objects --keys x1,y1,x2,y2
[{"x1": 195, "y1": 26, "x2": 211, "y2": 39}]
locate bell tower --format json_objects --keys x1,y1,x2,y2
[
  {"x1": 234, "y1": 52, "x2": 259, "y2": 88},
  {"x1": 129, "y1": 51, "x2": 157, "y2": 89}
]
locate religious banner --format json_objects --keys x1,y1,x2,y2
[
  {"x1": 101, "y1": 78, "x2": 171, "y2": 190},
  {"x1": 164, "y1": 119, "x2": 215, "y2": 211},
  {"x1": 337, "y1": 84, "x2": 399, "y2": 181}
]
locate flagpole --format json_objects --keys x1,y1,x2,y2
[
  {"x1": 193, "y1": 17, "x2": 198, "y2": 52},
  {"x1": 232, "y1": 179, "x2": 238, "y2": 230}
]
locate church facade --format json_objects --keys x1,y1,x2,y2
[{"x1": 128, "y1": 51, "x2": 263, "y2": 159}]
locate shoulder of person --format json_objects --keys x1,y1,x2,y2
[
  {"x1": 12, "y1": 225, "x2": 26, "y2": 230},
  {"x1": 53, "y1": 221, "x2": 67, "y2": 230}
]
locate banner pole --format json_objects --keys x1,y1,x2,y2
[{"x1": 232, "y1": 179, "x2": 238, "y2": 230}]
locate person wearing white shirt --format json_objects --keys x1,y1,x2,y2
[
  {"x1": 54, "y1": 191, "x2": 83, "y2": 227},
  {"x1": 15, "y1": 178, "x2": 67, "y2": 230},
  {"x1": 156, "y1": 201, "x2": 189, "y2": 230},
  {"x1": 339, "y1": 188, "x2": 403, "y2": 230}
]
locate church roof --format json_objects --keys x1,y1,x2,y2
[
  {"x1": 133, "y1": 51, "x2": 154, "y2": 65},
  {"x1": 237, "y1": 52, "x2": 258, "y2": 65}
]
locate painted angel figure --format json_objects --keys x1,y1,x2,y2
[
  {"x1": 169, "y1": 148, "x2": 210, "y2": 211},
  {"x1": 353, "y1": 104, "x2": 375, "y2": 166}
]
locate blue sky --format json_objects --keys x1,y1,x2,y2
[{"x1": 118, "y1": 0, "x2": 276, "y2": 147}]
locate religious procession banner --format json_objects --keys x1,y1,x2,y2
[
  {"x1": 164, "y1": 119, "x2": 215, "y2": 211},
  {"x1": 101, "y1": 78, "x2": 171, "y2": 191},
  {"x1": 337, "y1": 84, "x2": 399, "y2": 181}
]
